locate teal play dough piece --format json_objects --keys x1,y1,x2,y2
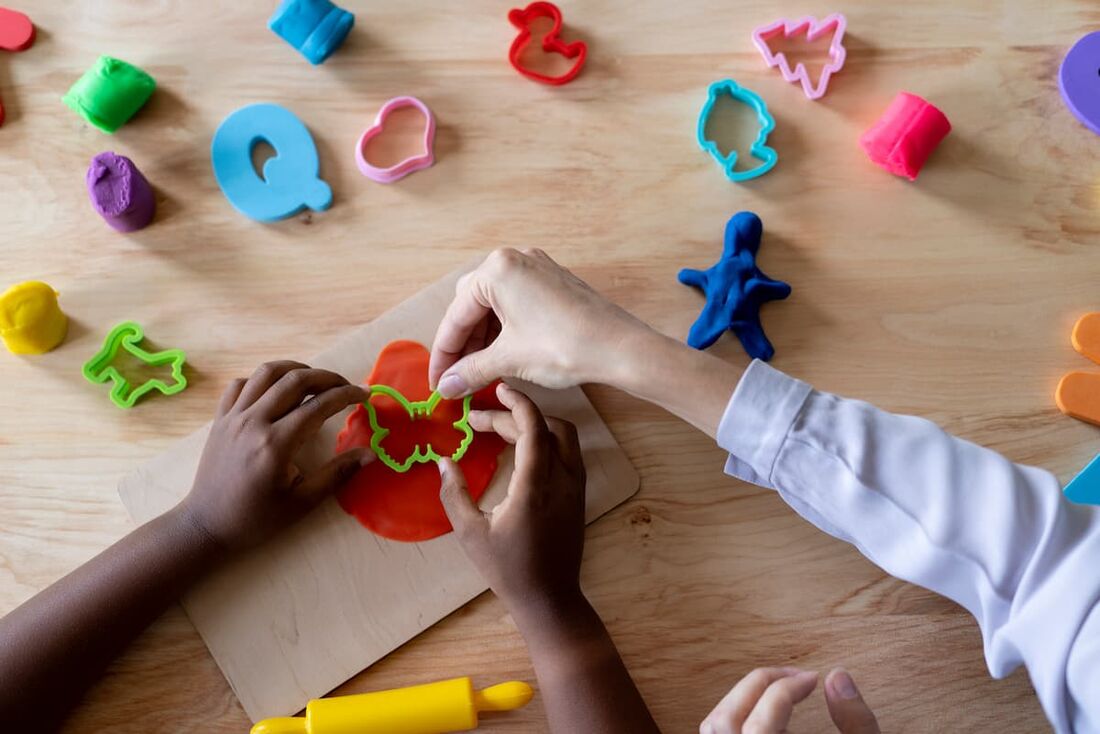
[
  {"x1": 210, "y1": 103, "x2": 333, "y2": 222},
  {"x1": 1064, "y1": 453, "x2": 1100, "y2": 506}
]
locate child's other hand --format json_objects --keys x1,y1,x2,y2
[
  {"x1": 438, "y1": 384, "x2": 586, "y2": 613},
  {"x1": 181, "y1": 361, "x2": 372, "y2": 552},
  {"x1": 700, "y1": 667, "x2": 880, "y2": 734},
  {"x1": 429, "y1": 248, "x2": 654, "y2": 398}
]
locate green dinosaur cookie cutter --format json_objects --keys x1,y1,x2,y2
[
  {"x1": 365, "y1": 384, "x2": 474, "y2": 473},
  {"x1": 82, "y1": 321, "x2": 188, "y2": 409}
]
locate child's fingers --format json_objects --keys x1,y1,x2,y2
[
  {"x1": 496, "y1": 384, "x2": 549, "y2": 443},
  {"x1": 469, "y1": 410, "x2": 520, "y2": 443},
  {"x1": 234, "y1": 360, "x2": 311, "y2": 410},
  {"x1": 216, "y1": 378, "x2": 247, "y2": 418},
  {"x1": 250, "y1": 368, "x2": 351, "y2": 422},
  {"x1": 545, "y1": 417, "x2": 584, "y2": 477},
  {"x1": 740, "y1": 671, "x2": 819, "y2": 734},
  {"x1": 277, "y1": 384, "x2": 368, "y2": 446},
  {"x1": 496, "y1": 385, "x2": 551, "y2": 496},
  {"x1": 295, "y1": 447, "x2": 373, "y2": 506},
  {"x1": 438, "y1": 459, "x2": 489, "y2": 549},
  {"x1": 700, "y1": 667, "x2": 807, "y2": 734},
  {"x1": 824, "y1": 669, "x2": 881, "y2": 734}
]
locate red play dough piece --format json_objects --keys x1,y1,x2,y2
[
  {"x1": 0, "y1": 7, "x2": 35, "y2": 52},
  {"x1": 335, "y1": 340, "x2": 507, "y2": 542}
]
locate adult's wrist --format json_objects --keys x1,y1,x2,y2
[
  {"x1": 595, "y1": 325, "x2": 674, "y2": 393},
  {"x1": 607, "y1": 330, "x2": 742, "y2": 438}
]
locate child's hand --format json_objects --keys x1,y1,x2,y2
[
  {"x1": 181, "y1": 361, "x2": 372, "y2": 551},
  {"x1": 438, "y1": 383, "x2": 586, "y2": 612},
  {"x1": 700, "y1": 667, "x2": 880, "y2": 734},
  {"x1": 429, "y1": 248, "x2": 655, "y2": 398}
]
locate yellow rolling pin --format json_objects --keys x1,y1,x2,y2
[{"x1": 250, "y1": 677, "x2": 534, "y2": 734}]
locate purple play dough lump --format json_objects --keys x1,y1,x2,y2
[{"x1": 86, "y1": 152, "x2": 156, "y2": 232}]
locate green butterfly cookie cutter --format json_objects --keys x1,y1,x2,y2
[
  {"x1": 82, "y1": 321, "x2": 188, "y2": 409},
  {"x1": 365, "y1": 384, "x2": 474, "y2": 473}
]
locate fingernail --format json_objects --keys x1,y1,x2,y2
[
  {"x1": 830, "y1": 669, "x2": 859, "y2": 700},
  {"x1": 437, "y1": 459, "x2": 449, "y2": 476},
  {"x1": 438, "y1": 373, "x2": 467, "y2": 399},
  {"x1": 359, "y1": 449, "x2": 375, "y2": 466}
]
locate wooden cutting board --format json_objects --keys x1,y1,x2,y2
[{"x1": 117, "y1": 261, "x2": 640, "y2": 722}]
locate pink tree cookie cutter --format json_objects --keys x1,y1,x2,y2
[
  {"x1": 752, "y1": 13, "x2": 847, "y2": 101},
  {"x1": 355, "y1": 96, "x2": 436, "y2": 184}
]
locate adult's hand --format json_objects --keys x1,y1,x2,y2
[
  {"x1": 430, "y1": 248, "x2": 653, "y2": 398},
  {"x1": 700, "y1": 667, "x2": 880, "y2": 734}
]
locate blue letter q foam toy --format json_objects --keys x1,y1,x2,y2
[
  {"x1": 211, "y1": 103, "x2": 333, "y2": 223},
  {"x1": 697, "y1": 80, "x2": 778, "y2": 183}
]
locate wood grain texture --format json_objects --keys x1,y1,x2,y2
[
  {"x1": 116, "y1": 264, "x2": 641, "y2": 721},
  {"x1": 0, "y1": 0, "x2": 1089, "y2": 730}
]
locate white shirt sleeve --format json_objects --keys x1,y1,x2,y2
[{"x1": 717, "y1": 360, "x2": 1100, "y2": 734}]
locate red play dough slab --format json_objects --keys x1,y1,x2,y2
[
  {"x1": 0, "y1": 7, "x2": 35, "y2": 52},
  {"x1": 335, "y1": 340, "x2": 507, "y2": 542}
]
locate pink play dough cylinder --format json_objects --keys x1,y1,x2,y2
[{"x1": 859, "y1": 92, "x2": 951, "y2": 181}]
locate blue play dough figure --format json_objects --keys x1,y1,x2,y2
[
  {"x1": 679, "y1": 212, "x2": 791, "y2": 361},
  {"x1": 1064, "y1": 453, "x2": 1100, "y2": 506},
  {"x1": 269, "y1": 0, "x2": 355, "y2": 65},
  {"x1": 211, "y1": 103, "x2": 333, "y2": 223}
]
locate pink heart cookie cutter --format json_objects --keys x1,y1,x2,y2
[
  {"x1": 752, "y1": 13, "x2": 847, "y2": 101},
  {"x1": 355, "y1": 96, "x2": 436, "y2": 184}
]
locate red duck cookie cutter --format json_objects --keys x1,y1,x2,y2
[{"x1": 507, "y1": 2, "x2": 587, "y2": 86}]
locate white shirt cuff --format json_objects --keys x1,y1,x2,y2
[{"x1": 717, "y1": 360, "x2": 812, "y2": 488}]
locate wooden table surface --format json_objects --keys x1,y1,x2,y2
[{"x1": 1, "y1": 1, "x2": 1093, "y2": 731}]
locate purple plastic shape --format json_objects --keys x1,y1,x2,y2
[{"x1": 1059, "y1": 31, "x2": 1100, "y2": 135}]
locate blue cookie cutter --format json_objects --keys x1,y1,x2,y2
[
  {"x1": 679, "y1": 211, "x2": 791, "y2": 361},
  {"x1": 697, "y1": 80, "x2": 778, "y2": 182},
  {"x1": 1064, "y1": 453, "x2": 1100, "y2": 507},
  {"x1": 211, "y1": 103, "x2": 333, "y2": 222},
  {"x1": 269, "y1": 0, "x2": 355, "y2": 65}
]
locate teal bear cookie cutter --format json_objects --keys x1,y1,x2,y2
[
  {"x1": 365, "y1": 385, "x2": 475, "y2": 473},
  {"x1": 211, "y1": 103, "x2": 333, "y2": 222},
  {"x1": 697, "y1": 79, "x2": 778, "y2": 182},
  {"x1": 82, "y1": 321, "x2": 188, "y2": 409}
]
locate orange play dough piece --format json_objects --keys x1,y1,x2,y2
[
  {"x1": 335, "y1": 340, "x2": 507, "y2": 542},
  {"x1": 1071, "y1": 312, "x2": 1100, "y2": 365},
  {"x1": 1056, "y1": 371, "x2": 1100, "y2": 426}
]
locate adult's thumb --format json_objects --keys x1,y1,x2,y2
[
  {"x1": 297, "y1": 448, "x2": 373, "y2": 505},
  {"x1": 436, "y1": 345, "x2": 505, "y2": 399},
  {"x1": 824, "y1": 669, "x2": 881, "y2": 734}
]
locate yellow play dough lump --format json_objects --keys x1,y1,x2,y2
[{"x1": 0, "y1": 281, "x2": 68, "y2": 354}]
